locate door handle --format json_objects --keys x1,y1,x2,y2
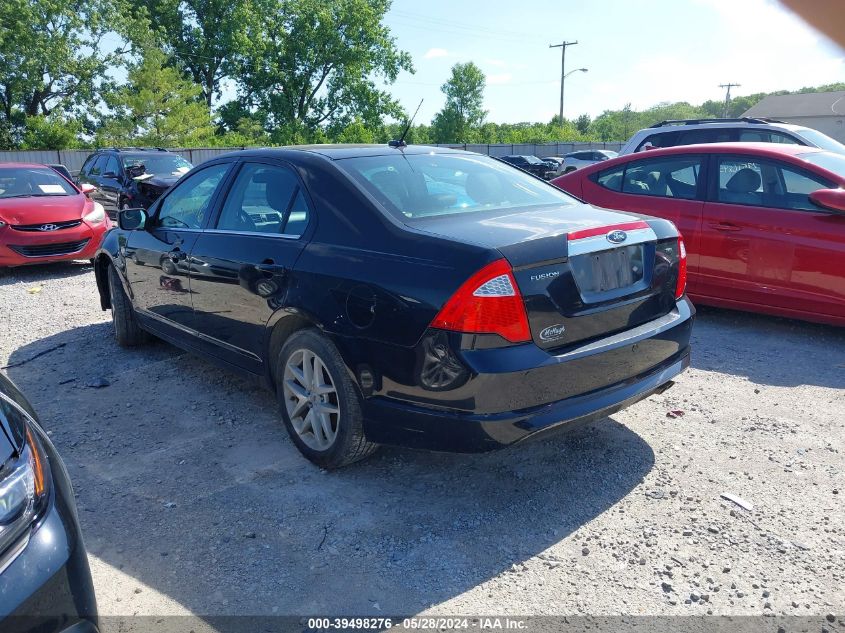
[
  {"x1": 255, "y1": 260, "x2": 287, "y2": 277},
  {"x1": 710, "y1": 222, "x2": 742, "y2": 232}
]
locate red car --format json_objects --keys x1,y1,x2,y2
[
  {"x1": 0, "y1": 163, "x2": 109, "y2": 271},
  {"x1": 552, "y1": 143, "x2": 845, "y2": 326}
]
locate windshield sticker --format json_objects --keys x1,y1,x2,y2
[{"x1": 37, "y1": 184, "x2": 66, "y2": 193}]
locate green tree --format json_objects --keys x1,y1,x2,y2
[
  {"x1": 0, "y1": 0, "x2": 131, "y2": 148},
  {"x1": 432, "y1": 62, "x2": 487, "y2": 143},
  {"x1": 574, "y1": 114, "x2": 591, "y2": 135},
  {"x1": 135, "y1": 0, "x2": 249, "y2": 109},
  {"x1": 99, "y1": 49, "x2": 215, "y2": 146},
  {"x1": 231, "y1": 0, "x2": 413, "y2": 136}
]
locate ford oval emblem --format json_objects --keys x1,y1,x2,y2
[
  {"x1": 607, "y1": 229, "x2": 627, "y2": 244},
  {"x1": 539, "y1": 324, "x2": 566, "y2": 342}
]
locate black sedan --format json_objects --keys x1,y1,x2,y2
[
  {"x1": 0, "y1": 373, "x2": 98, "y2": 632},
  {"x1": 93, "y1": 145, "x2": 693, "y2": 469},
  {"x1": 498, "y1": 154, "x2": 555, "y2": 179}
]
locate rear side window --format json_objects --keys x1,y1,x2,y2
[
  {"x1": 677, "y1": 128, "x2": 733, "y2": 145},
  {"x1": 738, "y1": 130, "x2": 802, "y2": 145},
  {"x1": 620, "y1": 156, "x2": 703, "y2": 199},
  {"x1": 593, "y1": 165, "x2": 624, "y2": 191}
]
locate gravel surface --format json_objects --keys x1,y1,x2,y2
[{"x1": 1, "y1": 261, "x2": 843, "y2": 620}]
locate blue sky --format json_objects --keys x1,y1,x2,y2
[{"x1": 379, "y1": 0, "x2": 845, "y2": 124}]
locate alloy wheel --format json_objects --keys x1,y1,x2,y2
[{"x1": 282, "y1": 349, "x2": 340, "y2": 451}]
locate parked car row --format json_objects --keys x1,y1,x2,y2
[{"x1": 2, "y1": 119, "x2": 845, "y2": 628}]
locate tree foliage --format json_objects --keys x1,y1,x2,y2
[
  {"x1": 229, "y1": 0, "x2": 413, "y2": 141},
  {"x1": 432, "y1": 62, "x2": 487, "y2": 143},
  {"x1": 136, "y1": 0, "x2": 248, "y2": 109},
  {"x1": 98, "y1": 49, "x2": 215, "y2": 147},
  {"x1": 0, "y1": 0, "x2": 132, "y2": 146}
]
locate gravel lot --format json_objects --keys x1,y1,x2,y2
[{"x1": 1, "y1": 262, "x2": 843, "y2": 623}]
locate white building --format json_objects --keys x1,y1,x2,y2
[{"x1": 742, "y1": 91, "x2": 845, "y2": 143}]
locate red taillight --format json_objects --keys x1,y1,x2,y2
[
  {"x1": 431, "y1": 259, "x2": 531, "y2": 343},
  {"x1": 675, "y1": 235, "x2": 687, "y2": 299}
]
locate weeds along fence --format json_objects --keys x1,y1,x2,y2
[{"x1": 0, "y1": 142, "x2": 624, "y2": 173}]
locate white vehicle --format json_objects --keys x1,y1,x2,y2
[
  {"x1": 619, "y1": 117, "x2": 845, "y2": 155},
  {"x1": 559, "y1": 149, "x2": 618, "y2": 174}
]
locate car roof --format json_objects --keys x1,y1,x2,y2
[
  {"x1": 221, "y1": 144, "x2": 469, "y2": 161},
  {"x1": 609, "y1": 142, "x2": 824, "y2": 162},
  {"x1": 0, "y1": 162, "x2": 54, "y2": 169}
]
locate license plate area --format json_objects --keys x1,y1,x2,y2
[{"x1": 571, "y1": 244, "x2": 648, "y2": 303}]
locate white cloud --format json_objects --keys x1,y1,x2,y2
[{"x1": 423, "y1": 48, "x2": 450, "y2": 60}]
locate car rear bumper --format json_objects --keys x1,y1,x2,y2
[
  {"x1": 362, "y1": 298, "x2": 694, "y2": 452},
  {"x1": 0, "y1": 222, "x2": 107, "y2": 267}
]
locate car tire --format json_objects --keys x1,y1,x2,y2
[
  {"x1": 107, "y1": 264, "x2": 150, "y2": 347},
  {"x1": 564, "y1": 167, "x2": 576, "y2": 173},
  {"x1": 275, "y1": 329, "x2": 378, "y2": 469}
]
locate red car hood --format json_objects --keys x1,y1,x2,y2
[{"x1": 0, "y1": 195, "x2": 88, "y2": 225}]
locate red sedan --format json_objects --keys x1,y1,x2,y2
[
  {"x1": 0, "y1": 163, "x2": 110, "y2": 271},
  {"x1": 552, "y1": 143, "x2": 845, "y2": 326}
]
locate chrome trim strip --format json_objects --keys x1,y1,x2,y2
[
  {"x1": 202, "y1": 229, "x2": 302, "y2": 240},
  {"x1": 567, "y1": 227, "x2": 657, "y2": 257},
  {"x1": 552, "y1": 300, "x2": 691, "y2": 363}
]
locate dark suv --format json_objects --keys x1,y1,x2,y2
[{"x1": 77, "y1": 148, "x2": 193, "y2": 220}]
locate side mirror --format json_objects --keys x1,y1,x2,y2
[
  {"x1": 79, "y1": 183, "x2": 96, "y2": 196},
  {"x1": 809, "y1": 188, "x2": 845, "y2": 213},
  {"x1": 119, "y1": 207, "x2": 148, "y2": 231}
]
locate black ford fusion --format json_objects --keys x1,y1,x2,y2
[
  {"x1": 93, "y1": 144, "x2": 693, "y2": 469},
  {"x1": 0, "y1": 373, "x2": 98, "y2": 632}
]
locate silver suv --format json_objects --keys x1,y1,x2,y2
[{"x1": 618, "y1": 117, "x2": 845, "y2": 155}]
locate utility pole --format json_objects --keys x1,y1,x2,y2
[
  {"x1": 550, "y1": 40, "x2": 578, "y2": 123},
  {"x1": 719, "y1": 83, "x2": 741, "y2": 117}
]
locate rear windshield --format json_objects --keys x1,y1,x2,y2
[
  {"x1": 0, "y1": 167, "x2": 77, "y2": 198},
  {"x1": 795, "y1": 128, "x2": 845, "y2": 155},
  {"x1": 338, "y1": 153, "x2": 576, "y2": 221},
  {"x1": 796, "y1": 151, "x2": 845, "y2": 178}
]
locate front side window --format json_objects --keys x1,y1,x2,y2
[
  {"x1": 80, "y1": 155, "x2": 97, "y2": 176},
  {"x1": 340, "y1": 153, "x2": 576, "y2": 221},
  {"x1": 216, "y1": 163, "x2": 309, "y2": 237},
  {"x1": 0, "y1": 167, "x2": 78, "y2": 198},
  {"x1": 103, "y1": 156, "x2": 121, "y2": 177},
  {"x1": 716, "y1": 156, "x2": 831, "y2": 211},
  {"x1": 621, "y1": 156, "x2": 702, "y2": 199},
  {"x1": 157, "y1": 164, "x2": 229, "y2": 229},
  {"x1": 90, "y1": 155, "x2": 107, "y2": 176}
]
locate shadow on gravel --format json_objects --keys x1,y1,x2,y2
[
  {"x1": 6, "y1": 324, "x2": 656, "y2": 617},
  {"x1": 692, "y1": 305, "x2": 845, "y2": 389},
  {"x1": 0, "y1": 260, "x2": 95, "y2": 286}
]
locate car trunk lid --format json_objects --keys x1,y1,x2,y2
[{"x1": 412, "y1": 204, "x2": 683, "y2": 349}]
